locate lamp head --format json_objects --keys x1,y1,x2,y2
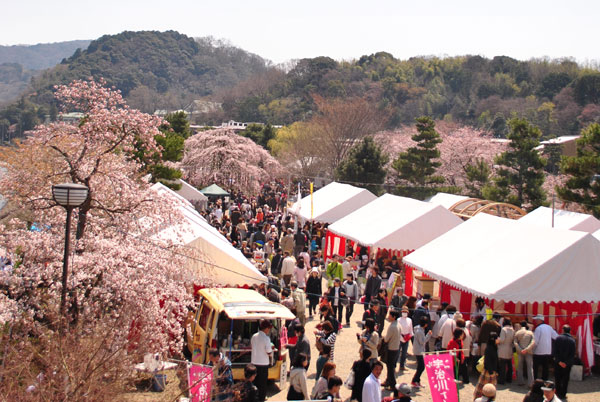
[{"x1": 52, "y1": 183, "x2": 89, "y2": 208}]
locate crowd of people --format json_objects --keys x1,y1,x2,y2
[{"x1": 200, "y1": 183, "x2": 579, "y2": 402}]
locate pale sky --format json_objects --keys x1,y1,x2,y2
[{"x1": 1, "y1": 0, "x2": 598, "y2": 64}]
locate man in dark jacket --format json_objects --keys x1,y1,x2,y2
[
  {"x1": 364, "y1": 267, "x2": 382, "y2": 308},
  {"x1": 288, "y1": 324, "x2": 311, "y2": 368},
  {"x1": 553, "y1": 324, "x2": 576, "y2": 400},
  {"x1": 270, "y1": 248, "x2": 284, "y2": 278},
  {"x1": 411, "y1": 299, "x2": 430, "y2": 329}
]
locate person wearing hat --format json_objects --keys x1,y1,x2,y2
[
  {"x1": 474, "y1": 383, "x2": 496, "y2": 402},
  {"x1": 306, "y1": 267, "x2": 322, "y2": 318},
  {"x1": 541, "y1": 380, "x2": 562, "y2": 402},
  {"x1": 391, "y1": 383, "x2": 413, "y2": 402},
  {"x1": 532, "y1": 314, "x2": 558, "y2": 381}
]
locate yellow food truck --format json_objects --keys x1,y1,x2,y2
[{"x1": 186, "y1": 288, "x2": 295, "y2": 386}]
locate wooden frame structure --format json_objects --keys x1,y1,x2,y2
[{"x1": 449, "y1": 198, "x2": 526, "y2": 220}]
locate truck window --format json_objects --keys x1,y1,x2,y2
[{"x1": 198, "y1": 301, "x2": 212, "y2": 329}]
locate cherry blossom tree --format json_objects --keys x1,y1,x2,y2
[
  {"x1": 376, "y1": 121, "x2": 507, "y2": 190},
  {"x1": 0, "y1": 79, "x2": 197, "y2": 397},
  {"x1": 181, "y1": 128, "x2": 283, "y2": 194}
]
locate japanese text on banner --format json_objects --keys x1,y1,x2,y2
[
  {"x1": 189, "y1": 364, "x2": 213, "y2": 402},
  {"x1": 424, "y1": 353, "x2": 458, "y2": 402}
]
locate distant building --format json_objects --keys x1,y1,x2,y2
[
  {"x1": 536, "y1": 135, "x2": 579, "y2": 157},
  {"x1": 220, "y1": 120, "x2": 250, "y2": 131},
  {"x1": 58, "y1": 112, "x2": 85, "y2": 123}
]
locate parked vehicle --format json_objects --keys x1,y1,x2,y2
[{"x1": 186, "y1": 288, "x2": 295, "y2": 385}]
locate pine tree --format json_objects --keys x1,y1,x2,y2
[
  {"x1": 392, "y1": 116, "x2": 444, "y2": 199},
  {"x1": 135, "y1": 112, "x2": 190, "y2": 190},
  {"x1": 335, "y1": 136, "x2": 389, "y2": 195},
  {"x1": 557, "y1": 123, "x2": 600, "y2": 217},
  {"x1": 482, "y1": 118, "x2": 547, "y2": 209},
  {"x1": 465, "y1": 158, "x2": 492, "y2": 198}
]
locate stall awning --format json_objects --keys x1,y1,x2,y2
[
  {"x1": 150, "y1": 183, "x2": 265, "y2": 286},
  {"x1": 327, "y1": 193, "x2": 462, "y2": 250},
  {"x1": 518, "y1": 206, "x2": 600, "y2": 233},
  {"x1": 404, "y1": 213, "x2": 600, "y2": 303},
  {"x1": 290, "y1": 181, "x2": 376, "y2": 224}
]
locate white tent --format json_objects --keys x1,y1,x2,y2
[
  {"x1": 424, "y1": 192, "x2": 469, "y2": 210},
  {"x1": 150, "y1": 183, "x2": 266, "y2": 286},
  {"x1": 518, "y1": 206, "x2": 600, "y2": 233},
  {"x1": 290, "y1": 182, "x2": 377, "y2": 223},
  {"x1": 404, "y1": 213, "x2": 600, "y2": 303},
  {"x1": 175, "y1": 179, "x2": 208, "y2": 211},
  {"x1": 327, "y1": 193, "x2": 463, "y2": 250}
]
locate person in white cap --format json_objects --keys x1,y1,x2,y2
[
  {"x1": 533, "y1": 314, "x2": 558, "y2": 381},
  {"x1": 541, "y1": 380, "x2": 562, "y2": 402}
]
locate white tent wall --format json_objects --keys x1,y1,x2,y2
[
  {"x1": 403, "y1": 213, "x2": 600, "y2": 371},
  {"x1": 404, "y1": 213, "x2": 600, "y2": 303},
  {"x1": 424, "y1": 192, "x2": 469, "y2": 210},
  {"x1": 327, "y1": 193, "x2": 463, "y2": 250},
  {"x1": 150, "y1": 183, "x2": 266, "y2": 286},
  {"x1": 290, "y1": 181, "x2": 376, "y2": 224},
  {"x1": 518, "y1": 206, "x2": 600, "y2": 233}
]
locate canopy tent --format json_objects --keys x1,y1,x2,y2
[
  {"x1": 403, "y1": 213, "x2": 600, "y2": 371},
  {"x1": 404, "y1": 213, "x2": 600, "y2": 303},
  {"x1": 424, "y1": 192, "x2": 469, "y2": 210},
  {"x1": 176, "y1": 179, "x2": 208, "y2": 210},
  {"x1": 150, "y1": 183, "x2": 265, "y2": 287},
  {"x1": 199, "y1": 184, "x2": 230, "y2": 197},
  {"x1": 518, "y1": 206, "x2": 600, "y2": 233},
  {"x1": 327, "y1": 193, "x2": 463, "y2": 250},
  {"x1": 290, "y1": 181, "x2": 376, "y2": 223}
]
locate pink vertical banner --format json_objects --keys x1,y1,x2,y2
[
  {"x1": 424, "y1": 353, "x2": 459, "y2": 402},
  {"x1": 188, "y1": 364, "x2": 213, "y2": 402},
  {"x1": 280, "y1": 325, "x2": 288, "y2": 349}
]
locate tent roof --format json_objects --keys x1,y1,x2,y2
[
  {"x1": 150, "y1": 183, "x2": 265, "y2": 286},
  {"x1": 327, "y1": 193, "x2": 463, "y2": 250},
  {"x1": 403, "y1": 213, "x2": 600, "y2": 303},
  {"x1": 176, "y1": 179, "x2": 208, "y2": 203},
  {"x1": 291, "y1": 182, "x2": 376, "y2": 223},
  {"x1": 200, "y1": 184, "x2": 230, "y2": 196},
  {"x1": 518, "y1": 206, "x2": 600, "y2": 233},
  {"x1": 425, "y1": 192, "x2": 469, "y2": 210}
]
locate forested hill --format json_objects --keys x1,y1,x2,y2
[
  {"x1": 29, "y1": 31, "x2": 269, "y2": 109},
  {"x1": 0, "y1": 40, "x2": 91, "y2": 70},
  {"x1": 221, "y1": 53, "x2": 600, "y2": 139},
  {"x1": 0, "y1": 31, "x2": 271, "y2": 138}
]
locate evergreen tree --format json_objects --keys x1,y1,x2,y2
[
  {"x1": 335, "y1": 136, "x2": 389, "y2": 195},
  {"x1": 465, "y1": 158, "x2": 492, "y2": 198},
  {"x1": 239, "y1": 123, "x2": 276, "y2": 149},
  {"x1": 392, "y1": 116, "x2": 444, "y2": 199},
  {"x1": 557, "y1": 123, "x2": 600, "y2": 217},
  {"x1": 482, "y1": 118, "x2": 547, "y2": 209},
  {"x1": 134, "y1": 112, "x2": 190, "y2": 190}
]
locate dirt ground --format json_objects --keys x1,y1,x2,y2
[
  {"x1": 265, "y1": 305, "x2": 600, "y2": 402},
  {"x1": 124, "y1": 297, "x2": 600, "y2": 402}
]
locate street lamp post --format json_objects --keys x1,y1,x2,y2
[{"x1": 52, "y1": 183, "x2": 89, "y2": 322}]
